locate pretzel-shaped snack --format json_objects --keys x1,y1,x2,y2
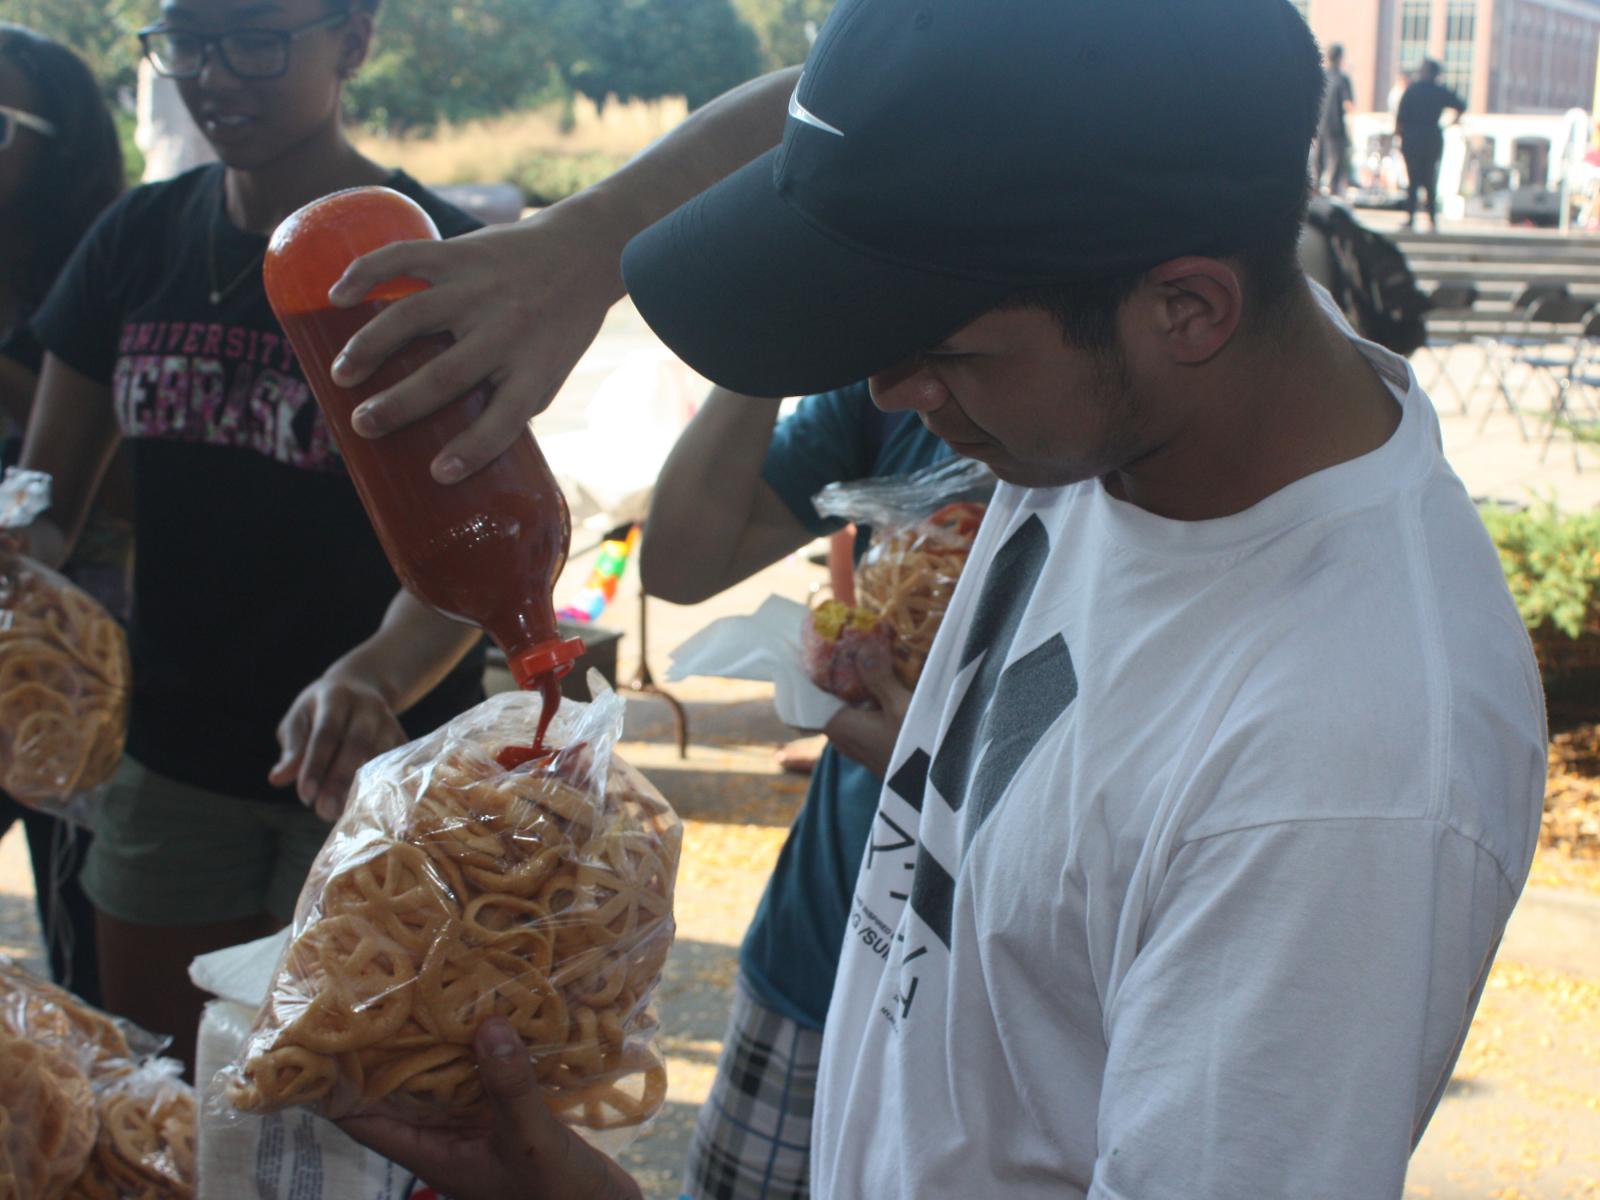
[
  {"x1": 856, "y1": 501, "x2": 985, "y2": 687},
  {"x1": 0, "y1": 956, "x2": 133, "y2": 1079},
  {"x1": 0, "y1": 553, "x2": 131, "y2": 805},
  {"x1": 230, "y1": 690, "x2": 681, "y2": 1133},
  {"x1": 66, "y1": 1079, "x2": 197, "y2": 1200},
  {"x1": 0, "y1": 1030, "x2": 98, "y2": 1200}
]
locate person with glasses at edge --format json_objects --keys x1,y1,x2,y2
[
  {"x1": 0, "y1": 24, "x2": 127, "y2": 1011},
  {"x1": 12, "y1": 0, "x2": 489, "y2": 1077}
]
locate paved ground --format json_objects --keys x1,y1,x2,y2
[{"x1": 3, "y1": 291, "x2": 1600, "y2": 1198}]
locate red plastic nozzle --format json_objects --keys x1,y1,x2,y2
[{"x1": 508, "y1": 637, "x2": 586, "y2": 689}]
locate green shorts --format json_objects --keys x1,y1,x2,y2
[{"x1": 81, "y1": 757, "x2": 332, "y2": 927}]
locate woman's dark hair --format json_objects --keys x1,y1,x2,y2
[{"x1": 0, "y1": 24, "x2": 124, "y2": 308}]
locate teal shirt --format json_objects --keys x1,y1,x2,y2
[{"x1": 741, "y1": 382, "x2": 950, "y2": 1030}]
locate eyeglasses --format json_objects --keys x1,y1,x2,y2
[
  {"x1": 138, "y1": 10, "x2": 349, "y2": 81},
  {"x1": 0, "y1": 105, "x2": 57, "y2": 151}
]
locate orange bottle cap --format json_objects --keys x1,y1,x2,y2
[{"x1": 509, "y1": 637, "x2": 586, "y2": 688}]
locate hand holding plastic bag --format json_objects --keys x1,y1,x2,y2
[{"x1": 225, "y1": 686, "x2": 681, "y2": 1143}]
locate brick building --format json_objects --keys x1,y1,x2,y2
[{"x1": 1289, "y1": 0, "x2": 1600, "y2": 114}]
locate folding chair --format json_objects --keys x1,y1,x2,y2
[
  {"x1": 1476, "y1": 288, "x2": 1585, "y2": 440},
  {"x1": 1470, "y1": 281, "x2": 1573, "y2": 413},
  {"x1": 1540, "y1": 309, "x2": 1600, "y2": 470},
  {"x1": 1415, "y1": 282, "x2": 1479, "y2": 413}
]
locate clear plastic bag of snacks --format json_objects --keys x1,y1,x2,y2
[
  {"x1": 0, "y1": 956, "x2": 189, "y2": 1200},
  {"x1": 66, "y1": 1061, "x2": 196, "y2": 1200},
  {"x1": 0, "y1": 1026, "x2": 98, "y2": 1200},
  {"x1": 0, "y1": 470, "x2": 130, "y2": 813},
  {"x1": 223, "y1": 685, "x2": 681, "y2": 1147},
  {"x1": 0, "y1": 955, "x2": 160, "y2": 1084},
  {"x1": 809, "y1": 457, "x2": 993, "y2": 691}
]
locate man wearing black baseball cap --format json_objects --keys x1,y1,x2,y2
[{"x1": 338, "y1": 2, "x2": 1545, "y2": 1196}]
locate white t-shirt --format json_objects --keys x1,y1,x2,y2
[{"x1": 812, "y1": 313, "x2": 1547, "y2": 1200}]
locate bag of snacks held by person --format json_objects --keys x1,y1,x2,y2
[
  {"x1": 0, "y1": 469, "x2": 130, "y2": 812},
  {"x1": 66, "y1": 1062, "x2": 196, "y2": 1200},
  {"x1": 808, "y1": 457, "x2": 994, "y2": 694},
  {"x1": 223, "y1": 684, "x2": 681, "y2": 1147}
]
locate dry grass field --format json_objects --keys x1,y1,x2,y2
[{"x1": 353, "y1": 95, "x2": 690, "y2": 201}]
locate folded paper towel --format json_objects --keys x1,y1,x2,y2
[{"x1": 666, "y1": 595, "x2": 845, "y2": 730}]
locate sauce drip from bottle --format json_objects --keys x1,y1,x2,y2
[{"x1": 496, "y1": 672, "x2": 565, "y2": 770}]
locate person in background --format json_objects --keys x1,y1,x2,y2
[
  {"x1": 642, "y1": 383, "x2": 948, "y2": 1199},
  {"x1": 15, "y1": 0, "x2": 486, "y2": 1074},
  {"x1": 1317, "y1": 42, "x2": 1354, "y2": 195},
  {"x1": 1397, "y1": 58, "x2": 1466, "y2": 231},
  {"x1": 0, "y1": 24, "x2": 127, "y2": 1007}
]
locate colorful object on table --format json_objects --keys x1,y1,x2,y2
[{"x1": 558, "y1": 524, "x2": 641, "y2": 624}]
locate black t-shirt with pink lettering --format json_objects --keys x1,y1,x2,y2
[{"x1": 33, "y1": 164, "x2": 486, "y2": 803}]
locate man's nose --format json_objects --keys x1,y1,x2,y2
[{"x1": 868, "y1": 362, "x2": 946, "y2": 413}]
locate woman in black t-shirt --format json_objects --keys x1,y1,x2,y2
[
  {"x1": 0, "y1": 24, "x2": 126, "y2": 1008},
  {"x1": 20, "y1": 0, "x2": 486, "y2": 1075}
]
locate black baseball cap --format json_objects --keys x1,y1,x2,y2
[{"x1": 622, "y1": 0, "x2": 1322, "y2": 399}]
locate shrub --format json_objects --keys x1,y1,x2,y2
[
  {"x1": 508, "y1": 151, "x2": 630, "y2": 206},
  {"x1": 1480, "y1": 500, "x2": 1600, "y2": 640}
]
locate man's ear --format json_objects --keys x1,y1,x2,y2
[{"x1": 1142, "y1": 257, "x2": 1244, "y2": 366}]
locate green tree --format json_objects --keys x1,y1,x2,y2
[
  {"x1": 732, "y1": 0, "x2": 835, "y2": 68},
  {"x1": 7, "y1": 0, "x2": 144, "y2": 103},
  {"x1": 349, "y1": 0, "x2": 567, "y2": 132},
  {"x1": 559, "y1": 0, "x2": 763, "y2": 111}
]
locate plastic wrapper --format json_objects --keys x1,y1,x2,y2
[
  {"x1": 66, "y1": 1063, "x2": 195, "y2": 1200},
  {"x1": 0, "y1": 469, "x2": 131, "y2": 813},
  {"x1": 0, "y1": 956, "x2": 164, "y2": 1083},
  {"x1": 0, "y1": 958, "x2": 190, "y2": 1199},
  {"x1": 224, "y1": 685, "x2": 682, "y2": 1144},
  {"x1": 812, "y1": 457, "x2": 993, "y2": 690},
  {"x1": 0, "y1": 1028, "x2": 98, "y2": 1200},
  {"x1": 800, "y1": 600, "x2": 892, "y2": 703}
]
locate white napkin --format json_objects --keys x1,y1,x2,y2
[
  {"x1": 188, "y1": 927, "x2": 290, "y2": 1007},
  {"x1": 666, "y1": 595, "x2": 845, "y2": 730}
]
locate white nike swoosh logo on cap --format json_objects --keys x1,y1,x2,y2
[{"x1": 788, "y1": 72, "x2": 845, "y2": 137}]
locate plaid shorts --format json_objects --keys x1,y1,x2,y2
[{"x1": 682, "y1": 975, "x2": 823, "y2": 1200}]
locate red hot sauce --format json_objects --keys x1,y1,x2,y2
[{"x1": 264, "y1": 187, "x2": 582, "y2": 756}]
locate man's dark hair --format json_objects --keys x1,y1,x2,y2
[
  {"x1": 1419, "y1": 59, "x2": 1442, "y2": 82},
  {"x1": 0, "y1": 25, "x2": 123, "y2": 308},
  {"x1": 1328, "y1": 43, "x2": 1344, "y2": 64},
  {"x1": 1007, "y1": 15, "x2": 1323, "y2": 353}
]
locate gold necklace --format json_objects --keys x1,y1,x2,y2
[{"x1": 207, "y1": 204, "x2": 266, "y2": 306}]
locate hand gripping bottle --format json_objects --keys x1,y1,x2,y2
[{"x1": 264, "y1": 186, "x2": 583, "y2": 745}]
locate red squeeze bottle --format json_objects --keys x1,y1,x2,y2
[{"x1": 263, "y1": 186, "x2": 583, "y2": 756}]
